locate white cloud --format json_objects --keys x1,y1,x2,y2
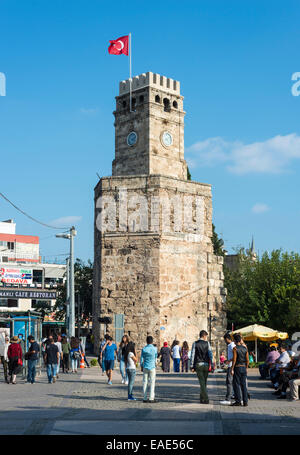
[
  {"x1": 252, "y1": 203, "x2": 270, "y2": 214},
  {"x1": 79, "y1": 107, "x2": 99, "y2": 115},
  {"x1": 49, "y1": 216, "x2": 82, "y2": 227},
  {"x1": 187, "y1": 134, "x2": 300, "y2": 174}
]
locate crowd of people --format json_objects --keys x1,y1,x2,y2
[
  {"x1": 0, "y1": 329, "x2": 299, "y2": 405},
  {"x1": 258, "y1": 342, "x2": 300, "y2": 401},
  {"x1": 0, "y1": 332, "x2": 89, "y2": 385}
]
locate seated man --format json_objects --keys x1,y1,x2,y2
[
  {"x1": 259, "y1": 346, "x2": 279, "y2": 379},
  {"x1": 273, "y1": 357, "x2": 299, "y2": 399},
  {"x1": 289, "y1": 358, "x2": 300, "y2": 401},
  {"x1": 271, "y1": 344, "x2": 291, "y2": 389}
]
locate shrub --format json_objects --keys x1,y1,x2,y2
[{"x1": 90, "y1": 358, "x2": 98, "y2": 367}]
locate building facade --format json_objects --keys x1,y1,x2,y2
[
  {"x1": 0, "y1": 219, "x2": 65, "y2": 312},
  {"x1": 93, "y1": 72, "x2": 227, "y2": 352}
]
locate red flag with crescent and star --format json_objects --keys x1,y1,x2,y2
[{"x1": 108, "y1": 35, "x2": 129, "y2": 55}]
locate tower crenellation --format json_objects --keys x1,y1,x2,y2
[{"x1": 119, "y1": 72, "x2": 180, "y2": 96}]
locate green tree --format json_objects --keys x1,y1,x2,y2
[
  {"x1": 187, "y1": 166, "x2": 191, "y2": 181},
  {"x1": 54, "y1": 258, "x2": 93, "y2": 324},
  {"x1": 224, "y1": 249, "x2": 300, "y2": 336},
  {"x1": 211, "y1": 224, "x2": 225, "y2": 256}
]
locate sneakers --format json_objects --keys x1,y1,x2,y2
[
  {"x1": 53, "y1": 377, "x2": 56, "y2": 383},
  {"x1": 230, "y1": 401, "x2": 242, "y2": 406},
  {"x1": 200, "y1": 400, "x2": 209, "y2": 404},
  {"x1": 149, "y1": 399, "x2": 159, "y2": 403},
  {"x1": 220, "y1": 400, "x2": 231, "y2": 405},
  {"x1": 108, "y1": 380, "x2": 112, "y2": 385},
  {"x1": 128, "y1": 395, "x2": 137, "y2": 401},
  {"x1": 121, "y1": 379, "x2": 125, "y2": 384},
  {"x1": 125, "y1": 381, "x2": 128, "y2": 385},
  {"x1": 143, "y1": 399, "x2": 149, "y2": 403}
]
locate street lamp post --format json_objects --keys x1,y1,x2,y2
[{"x1": 55, "y1": 226, "x2": 77, "y2": 337}]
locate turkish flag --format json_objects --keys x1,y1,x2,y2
[{"x1": 108, "y1": 35, "x2": 129, "y2": 55}]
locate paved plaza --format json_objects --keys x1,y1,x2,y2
[{"x1": 0, "y1": 362, "x2": 299, "y2": 435}]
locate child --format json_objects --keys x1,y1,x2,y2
[{"x1": 220, "y1": 351, "x2": 226, "y2": 367}]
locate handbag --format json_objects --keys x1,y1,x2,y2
[{"x1": 18, "y1": 358, "x2": 23, "y2": 366}]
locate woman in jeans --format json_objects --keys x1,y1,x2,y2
[
  {"x1": 124, "y1": 341, "x2": 137, "y2": 401},
  {"x1": 118, "y1": 335, "x2": 129, "y2": 384},
  {"x1": 230, "y1": 333, "x2": 249, "y2": 407},
  {"x1": 70, "y1": 337, "x2": 81, "y2": 373}
]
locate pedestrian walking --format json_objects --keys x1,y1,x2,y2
[
  {"x1": 102, "y1": 336, "x2": 117, "y2": 385},
  {"x1": 70, "y1": 337, "x2": 81, "y2": 373},
  {"x1": 220, "y1": 332, "x2": 235, "y2": 405},
  {"x1": 26, "y1": 335, "x2": 40, "y2": 384},
  {"x1": 124, "y1": 341, "x2": 138, "y2": 401},
  {"x1": 140, "y1": 335, "x2": 158, "y2": 403},
  {"x1": 99, "y1": 334, "x2": 109, "y2": 375},
  {"x1": 45, "y1": 336, "x2": 60, "y2": 384},
  {"x1": 158, "y1": 342, "x2": 171, "y2": 372},
  {"x1": 190, "y1": 330, "x2": 213, "y2": 404},
  {"x1": 0, "y1": 336, "x2": 10, "y2": 383},
  {"x1": 230, "y1": 333, "x2": 250, "y2": 407},
  {"x1": 54, "y1": 335, "x2": 62, "y2": 378},
  {"x1": 61, "y1": 336, "x2": 71, "y2": 373},
  {"x1": 171, "y1": 340, "x2": 181, "y2": 373},
  {"x1": 7, "y1": 336, "x2": 23, "y2": 384},
  {"x1": 118, "y1": 335, "x2": 129, "y2": 384},
  {"x1": 181, "y1": 341, "x2": 189, "y2": 373}
]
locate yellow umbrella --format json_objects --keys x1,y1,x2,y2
[{"x1": 230, "y1": 324, "x2": 289, "y2": 361}]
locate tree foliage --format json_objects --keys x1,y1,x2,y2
[
  {"x1": 211, "y1": 224, "x2": 225, "y2": 256},
  {"x1": 224, "y1": 249, "x2": 300, "y2": 336},
  {"x1": 54, "y1": 258, "x2": 93, "y2": 323}
]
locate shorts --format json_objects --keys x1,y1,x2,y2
[{"x1": 104, "y1": 359, "x2": 114, "y2": 371}]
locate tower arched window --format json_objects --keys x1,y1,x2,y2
[
  {"x1": 155, "y1": 95, "x2": 161, "y2": 103},
  {"x1": 173, "y1": 101, "x2": 178, "y2": 109},
  {"x1": 163, "y1": 98, "x2": 170, "y2": 112}
]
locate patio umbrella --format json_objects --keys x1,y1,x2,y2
[{"x1": 230, "y1": 324, "x2": 289, "y2": 361}]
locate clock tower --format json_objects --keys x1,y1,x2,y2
[
  {"x1": 93, "y1": 72, "x2": 227, "y2": 355},
  {"x1": 112, "y1": 72, "x2": 187, "y2": 179}
]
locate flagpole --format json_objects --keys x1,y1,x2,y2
[{"x1": 129, "y1": 32, "x2": 132, "y2": 112}]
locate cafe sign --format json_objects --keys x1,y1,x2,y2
[{"x1": 0, "y1": 267, "x2": 33, "y2": 284}]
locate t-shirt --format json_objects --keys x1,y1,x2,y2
[
  {"x1": 227, "y1": 342, "x2": 236, "y2": 367},
  {"x1": 104, "y1": 343, "x2": 117, "y2": 361},
  {"x1": 28, "y1": 341, "x2": 40, "y2": 360},
  {"x1": 54, "y1": 341, "x2": 62, "y2": 354},
  {"x1": 265, "y1": 350, "x2": 280, "y2": 364},
  {"x1": 275, "y1": 351, "x2": 290, "y2": 370},
  {"x1": 126, "y1": 352, "x2": 136, "y2": 370},
  {"x1": 172, "y1": 345, "x2": 181, "y2": 359},
  {"x1": 61, "y1": 342, "x2": 71, "y2": 354},
  {"x1": 46, "y1": 344, "x2": 59, "y2": 364}
]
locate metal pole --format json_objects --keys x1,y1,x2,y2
[
  {"x1": 129, "y1": 32, "x2": 132, "y2": 112},
  {"x1": 66, "y1": 257, "x2": 70, "y2": 336},
  {"x1": 69, "y1": 227, "x2": 76, "y2": 337}
]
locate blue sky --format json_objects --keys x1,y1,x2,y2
[{"x1": 0, "y1": 0, "x2": 300, "y2": 262}]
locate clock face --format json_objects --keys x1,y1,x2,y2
[
  {"x1": 127, "y1": 131, "x2": 138, "y2": 146},
  {"x1": 162, "y1": 131, "x2": 173, "y2": 147}
]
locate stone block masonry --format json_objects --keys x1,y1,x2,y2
[{"x1": 93, "y1": 72, "x2": 227, "y2": 356}]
